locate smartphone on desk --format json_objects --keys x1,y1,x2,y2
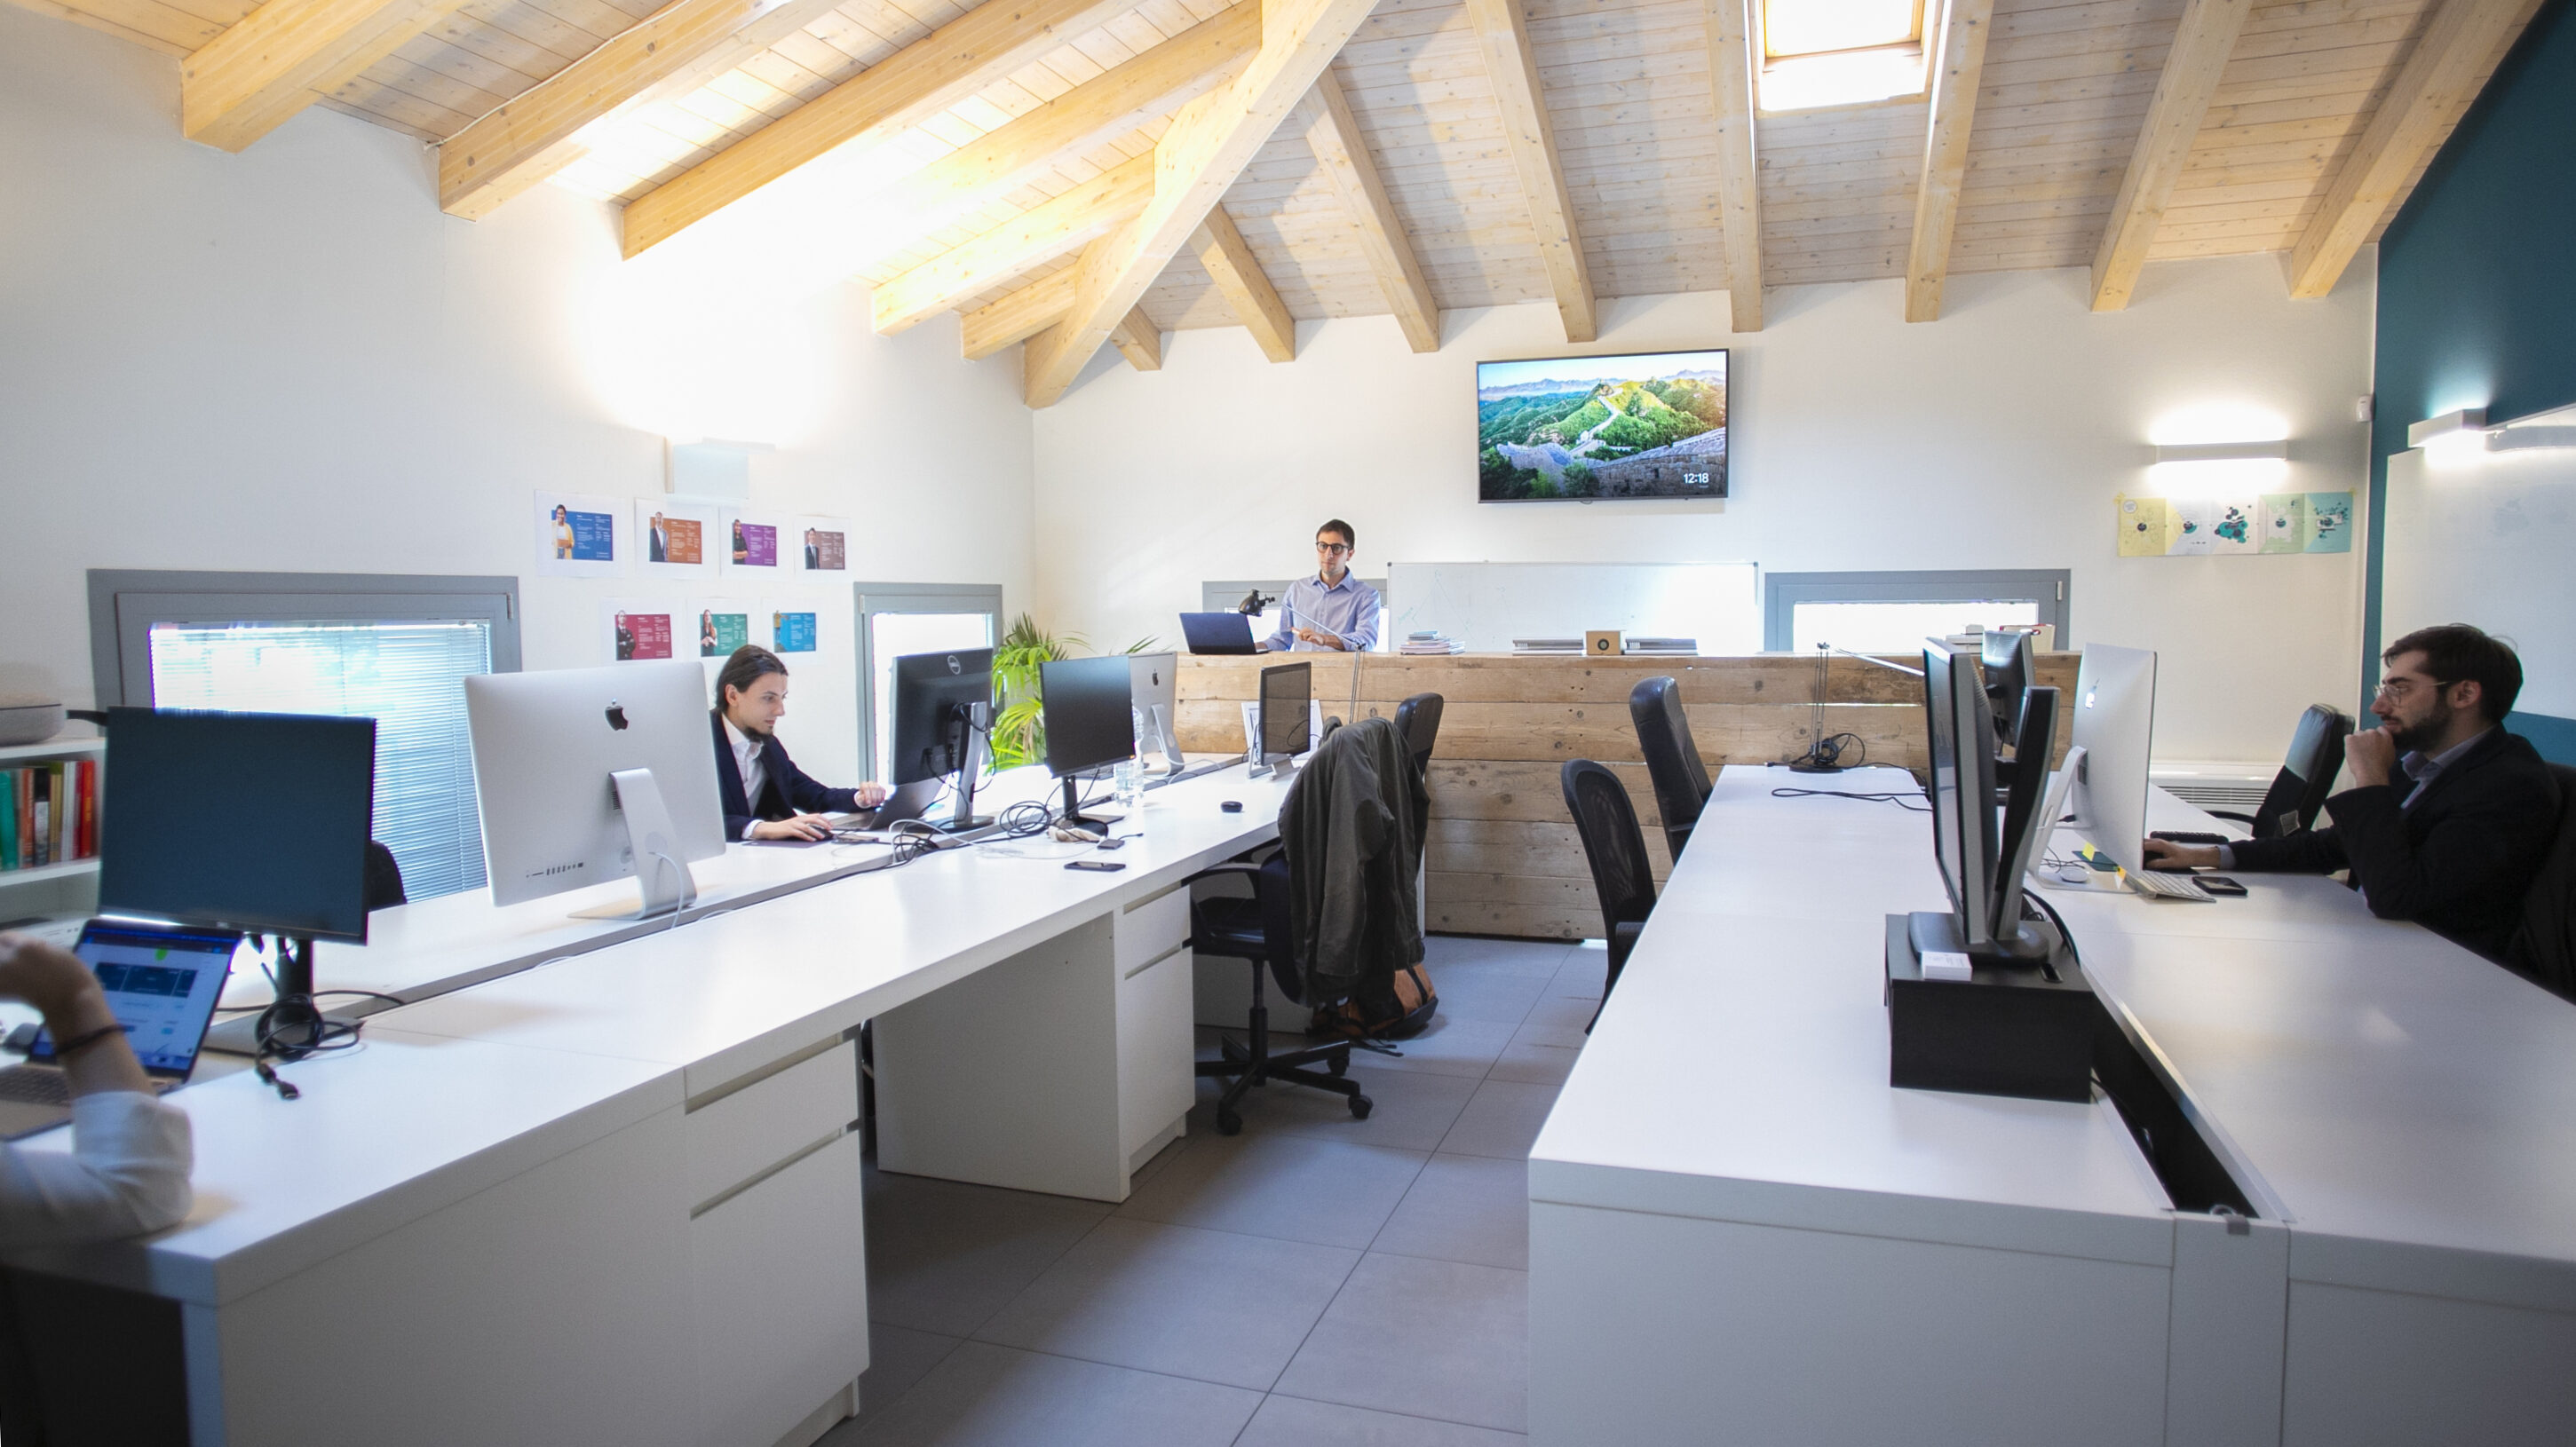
[
  {"x1": 2196, "y1": 874, "x2": 2247, "y2": 897},
  {"x1": 1066, "y1": 859, "x2": 1126, "y2": 873}
]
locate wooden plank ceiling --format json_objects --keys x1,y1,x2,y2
[{"x1": 17, "y1": 0, "x2": 2541, "y2": 402}]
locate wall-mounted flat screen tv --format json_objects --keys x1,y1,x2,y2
[{"x1": 1477, "y1": 349, "x2": 1727, "y2": 502}]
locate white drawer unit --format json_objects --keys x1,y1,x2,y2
[
  {"x1": 685, "y1": 1039, "x2": 859, "y2": 1209},
  {"x1": 1116, "y1": 880, "x2": 1193, "y2": 973},
  {"x1": 690, "y1": 1130, "x2": 868, "y2": 1447}
]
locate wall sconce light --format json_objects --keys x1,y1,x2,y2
[
  {"x1": 2406, "y1": 408, "x2": 2487, "y2": 449},
  {"x1": 2152, "y1": 439, "x2": 2291, "y2": 464}
]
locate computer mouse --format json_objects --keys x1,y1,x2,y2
[
  {"x1": 1221, "y1": 800, "x2": 1242, "y2": 812},
  {"x1": 2055, "y1": 866, "x2": 2089, "y2": 884}
]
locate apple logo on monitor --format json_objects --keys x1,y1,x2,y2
[{"x1": 606, "y1": 701, "x2": 630, "y2": 731}]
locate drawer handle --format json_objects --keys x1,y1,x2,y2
[
  {"x1": 1123, "y1": 940, "x2": 1188, "y2": 981},
  {"x1": 691, "y1": 1128, "x2": 844, "y2": 1219}
]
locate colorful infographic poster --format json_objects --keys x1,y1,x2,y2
[
  {"x1": 637, "y1": 500, "x2": 717, "y2": 578},
  {"x1": 535, "y1": 491, "x2": 625, "y2": 578},
  {"x1": 2117, "y1": 492, "x2": 2353, "y2": 557},
  {"x1": 794, "y1": 516, "x2": 852, "y2": 579},
  {"x1": 699, "y1": 606, "x2": 751, "y2": 658},
  {"x1": 772, "y1": 610, "x2": 819, "y2": 653},
  {"x1": 605, "y1": 599, "x2": 679, "y2": 661},
  {"x1": 720, "y1": 508, "x2": 785, "y2": 574}
]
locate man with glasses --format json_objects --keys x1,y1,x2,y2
[
  {"x1": 1261, "y1": 519, "x2": 1379, "y2": 653},
  {"x1": 2144, "y1": 624, "x2": 2560, "y2": 961}
]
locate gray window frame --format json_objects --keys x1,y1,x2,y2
[
  {"x1": 1761, "y1": 569, "x2": 2070, "y2": 652},
  {"x1": 852, "y1": 582, "x2": 1005, "y2": 779},
  {"x1": 87, "y1": 569, "x2": 522, "y2": 706}
]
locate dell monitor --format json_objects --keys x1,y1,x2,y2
[
  {"x1": 464, "y1": 660, "x2": 726, "y2": 920},
  {"x1": 1040, "y1": 655, "x2": 1135, "y2": 830},
  {"x1": 892, "y1": 647, "x2": 995, "y2": 831},
  {"x1": 1980, "y1": 629, "x2": 2037, "y2": 739},
  {"x1": 1128, "y1": 652, "x2": 1183, "y2": 773},
  {"x1": 2067, "y1": 644, "x2": 2159, "y2": 876},
  {"x1": 1256, "y1": 662, "x2": 1312, "y2": 777},
  {"x1": 98, "y1": 708, "x2": 377, "y2": 1052}
]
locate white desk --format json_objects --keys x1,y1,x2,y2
[
  {"x1": 1529, "y1": 765, "x2": 2576, "y2": 1447},
  {"x1": 5, "y1": 762, "x2": 1291, "y2": 1447}
]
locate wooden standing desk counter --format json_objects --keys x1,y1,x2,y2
[{"x1": 1177, "y1": 652, "x2": 2076, "y2": 939}]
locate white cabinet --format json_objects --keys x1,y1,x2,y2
[{"x1": 1116, "y1": 884, "x2": 1194, "y2": 1169}]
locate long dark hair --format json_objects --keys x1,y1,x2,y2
[{"x1": 716, "y1": 644, "x2": 788, "y2": 706}]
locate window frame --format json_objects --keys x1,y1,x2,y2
[
  {"x1": 1761, "y1": 568, "x2": 2070, "y2": 652},
  {"x1": 1761, "y1": 0, "x2": 1925, "y2": 61},
  {"x1": 86, "y1": 570, "x2": 522, "y2": 708},
  {"x1": 852, "y1": 581, "x2": 1004, "y2": 779}
]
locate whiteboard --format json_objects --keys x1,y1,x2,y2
[
  {"x1": 2382, "y1": 445, "x2": 2576, "y2": 718},
  {"x1": 1385, "y1": 562, "x2": 1761, "y2": 654}
]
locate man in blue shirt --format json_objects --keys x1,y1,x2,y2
[{"x1": 1262, "y1": 518, "x2": 1380, "y2": 653}]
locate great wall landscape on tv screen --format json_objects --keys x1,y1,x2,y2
[{"x1": 1476, "y1": 349, "x2": 1728, "y2": 502}]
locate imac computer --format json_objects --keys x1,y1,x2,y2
[
  {"x1": 1040, "y1": 655, "x2": 1135, "y2": 830},
  {"x1": 1254, "y1": 662, "x2": 1312, "y2": 778},
  {"x1": 464, "y1": 660, "x2": 726, "y2": 920},
  {"x1": 98, "y1": 708, "x2": 376, "y2": 1055},
  {"x1": 892, "y1": 647, "x2": 995, "y2": 832},
  {"x1": 2065, "y1": 644, "x2": 2158, "y2": 875},
  {"x1": 1917, "y1": 643, "x2": 2061, "y2": 962},
  {"x1": 1128, "y1": 652, "x2": 1184, "y2": 774}
]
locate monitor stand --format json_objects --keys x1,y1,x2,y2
[
  {"x1": 571, "y1": 767, "x2": 701, "y2": 921},
  {"x1": 203, "y1": 935, "x2": 363, "y2": 1057},
  {"x1": 1248, "y1": 751, "x2": 1299, "y2": 780},
  {"x1": 1142, "y1": 703, "x2": 1185, "y2": 773},
  {"x1": 1060, "y1": 776, "x2": 1121, "y2": 831},
  {"x1": 935, "y1": 702, "x2": 994, "y2": 834}
]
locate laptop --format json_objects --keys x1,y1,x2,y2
[
  {"x1": 832, "y1": 776, "x2": 947, "y2": 834},
  {"x1": 0, "y1": 920, "x2": 239, "y2": 1139},
  {"x1": 1180, "y1": 612, "x2": 1259, "y2": 655}
]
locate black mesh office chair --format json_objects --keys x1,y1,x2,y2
[
  {"x1": 2217, "y1": 705, "x2": 2356, "y2": 839},
  {"x1": 1629, "y1": 676, "x2": 1711, "y2": 860},
  {"x1": 1182, "y1": 851, "x2": 1372, "y2": 1135},
  {"x1": 1563, "y1": 759, "x2": 1657, "y2": 1032},
  {"x1": 1392, "y1": 692, "x2": 1444, "y2": 780},
  {"x1": 364, "y1": 841, "x2": 407, "y2": 912},
  {"x1": 2506, "y1": 763, "x2": 2576, "y2": 1001}
]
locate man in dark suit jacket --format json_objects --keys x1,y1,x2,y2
[
  {"x1": 2146, "y1": 624, "x2": 2562, "y2": 961},
  {"x1": 711, "y1": 644, "x2": 888, "y2": 842}
]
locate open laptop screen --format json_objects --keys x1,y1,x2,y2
[{"x1": 32, "y1": 923, "x2": 239, "y2": 1075}]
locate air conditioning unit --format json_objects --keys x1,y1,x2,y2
[{"x1": 2151, "y1": 760, "x2": 2274, "y2": 816}]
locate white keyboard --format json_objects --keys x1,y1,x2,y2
[{"x1": 2128, "y1": 869, "x2": 2215, "y2": 902}]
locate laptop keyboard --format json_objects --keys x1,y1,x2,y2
[{"x1": 0, "y1": 1069, "x2": 72, "y2": 1106}]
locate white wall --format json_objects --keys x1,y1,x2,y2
[
  {"x1": 1031, "y1": 257, "x2": 2375, "y2": 763},
  {"x1": 0, "y1": 8, "x2": 1035, "y2": 785}
]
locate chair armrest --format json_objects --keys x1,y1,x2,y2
[{"x1": 2207, "y1": 810, "x2": 2254, "y2": 826}]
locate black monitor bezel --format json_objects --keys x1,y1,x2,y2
[{"x1": 889, "y1": 647, "x2": 995, "y2": 787}]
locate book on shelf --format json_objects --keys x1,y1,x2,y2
[
  {"x1": 1511, "y1": 637, "x2": 1583, "y2": 655},
  {"x1": 1399, "y1": 630, "x2": 1465, "y2": 656},
  {"x1": 0, "y1": 761, "x2": 99, "y2": 872}
]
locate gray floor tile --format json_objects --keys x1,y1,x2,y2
[
  {"x1": 1551, "y1": 946, "x2": 1608, "y2": 1000},
  {"x1": 856, "y1": 1324, "x2": 963, "y2": 1425},
  {"x1": 1437, "y1": 1079, "x2": 1563, "y2": 1161},
  {"x1": 974, "y1": 1218, "x2": 1358, "y2": 1390},
  {"x1": 1423, "y1": 936, "x2": 1570, "y2": 977},
  {"x1": 1129, "y1": 1131, "x2": 1192, "y2": 1190},
  {"x1": 1192, "y1": 1064, "x2": 1478, "y2": 1153},
  {"x1": 1359, "y1": 1015, "x2": 1518, "y2": 1079},
  {"x1": 837, "y1": 1340, "x2": 1260, "y2": 1447},
  {"x1": 1116, "y1": 1133, "x2": 1428, "y2": 1249},
  {"x1": 1238, "y1": 1394, "x2": 1527, "y2": 1446},
  {"x1": 1275, "y1": 1254, "x2": 1531, "y2": 1433},
  {"x1": 1483, "y1": 1036, "x2": 1579, "y2": 1087},
  {"x1": 1423, "y1": 965, "x2": 1553, "y2": 1025},
  {"x1": 1517, "y1": 994, "x2": 1596, "y2": 1040},
  {"x1": 864, "y1": 1170, "x2": 1114, "y2": 1336},
  {"x1": 1369, "y1": 1153, "x2": 1530, "y2": 1270}
]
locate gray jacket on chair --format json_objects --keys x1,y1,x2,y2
[{"x1": 1280, "y1": 716, "x2": 1429, "y2": 1002}]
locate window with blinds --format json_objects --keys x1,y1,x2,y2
[{"x1": 147, "y1": 621, "x2": 495, "y2": 899}]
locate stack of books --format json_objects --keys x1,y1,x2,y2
[
  {"x1": 1626, "y1": 637, "x2": 1699, "y2": 656},
  {"x1": 1400, "y1": 630, "x2": 1465, "y2": 655},
  {"x1": 1512, "y1": 637, "x2": 1584, "y2": 655},
  {"x1": 3, "y1": 758, "x2": 99, "y2": 871}
]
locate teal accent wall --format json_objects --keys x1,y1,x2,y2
[{"x1": 2369, "y1": 0, "x2": 2576, "y2": 764}]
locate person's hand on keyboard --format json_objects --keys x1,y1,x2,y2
[{"x1": 2141, "y1": 837, "x2": 2220, "y2": 873}]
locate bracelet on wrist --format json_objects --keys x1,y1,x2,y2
[{"x1": 52, "y1": 1024, "x2": 125, "y2": 1056}]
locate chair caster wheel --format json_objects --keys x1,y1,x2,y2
[
  {"x1": 1349, "y1": 1095, "x2": 1372, "y2": 1120},
  {"x1": 1217, "y1": 1110, "x2": 1243, "y2": 1136}
]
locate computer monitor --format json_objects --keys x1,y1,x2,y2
[
  {"x1": 1180, "y1": 612, "x2": 1259, "y2": 655},
  {"x1": 464, "y1": 660, "x2": 726, "y2": 919},
  {"x1": 1918, "y1": 647, "x2": 2062, "y2": 961},
  {"x1": 2067, "y1": 644, "x2": 2158, "y2": 876},
  {"x1": 98, "y1": 708, "x2": 376, "y2": 1052},
  {"x1": 1256, "y1": 662, "x2": 1312, "y2": 777},
  {"x1": 1981, "y1": 629, "x2": 2037, "y2": 739},
  {"x1": 1040, "y1": 655, "x2": 1135, "y2": 829},
  {"x1": 892, "y1": 647, "x2": 995, "y2": 832},
  {"x1": 1128, "y1": 652, "x2": 1183, "y2": 773}
]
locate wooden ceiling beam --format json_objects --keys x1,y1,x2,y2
[
  {"x1": 2088, "y1": 0, "x2": 2255, "y2": 310},
  {"x1": 1464, "y1": 0, "x2": 1597, "y2": 342},
  {"x1": 1190, "y1": 205, "x2": 1297, "y2": 362},
  {"x1": 2287, "y1": 0, "x2": 2535, "y2": 298},
  {"x1": 872, "y1": 154, "x2": 1154, "y2": 336},
  {"x1": 439, "y1": 0, "x2": 843, "y2": 221},
  {"x1": 1904, "y1": 0, "x2": 1998, "y2": 322},
  {"x1": 620, "y1": 0, "x2": 1145, "y2": 258},
  {"x1": 182, "y1": 0, "x2": 474, "y2": 152},
  {"x1": 962, "y1": 270, "x2": 1077, "y2": 360},
  {"x1": 1109, "y1": 307, "x2": 1164, "y2": 369},
  {"x1": 1299, "y1": 68, "x2": 1440, "y2": 352},
  {"x1": 1019, "y1": 0, "x2": 1382, "y2": 407},
  {"x1": 1704, "y1": 0, "x2": 1764, "y2": 331}
]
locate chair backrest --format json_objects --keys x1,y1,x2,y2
[
  {"x1": 1562, "y1": 760, "x2": 1656, "y2": 942},
  {"x1": 2249, "y1": 704, "x2": 2356, "y2": 839},
  {"x1": 364, "y1": 839, "x2": 408, "y2": 912},
  {"x1": 2507, "y1": 763, "x2": 2576, "y2": 1000},
  {"x1": 1248, "y1": 850, "x2": 1305, "y2": 1002},
  {"x1": 1391, "y1": 692, "x2": 1444, "y2": 779},
  {"x1": 1628, "y1": 676, "x2": 1710, "y2": 859}
]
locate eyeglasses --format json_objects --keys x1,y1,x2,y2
[
  {"x1": 2374, "y1": 676, "x2": 2454, "y2": 700},
  {"x1": 1315, "y1": 542, "x2": 1352, "y2": 554}
]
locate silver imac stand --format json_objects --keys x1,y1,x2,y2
[
  {"x1": 573, "y1": 767, "x2": 701, "y2": 921},
  {"x1": 1142, "y1": 702, "x2": 1184, "y2": 773}
]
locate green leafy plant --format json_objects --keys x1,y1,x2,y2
[{"x1": 985, "y1": 618, "x2": 1165, "y2": 771}]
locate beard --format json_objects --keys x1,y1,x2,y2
[{"x1": 2387, "y1": 696, "x2": 2453, "y2": 755}]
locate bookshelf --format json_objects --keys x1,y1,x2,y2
[{"x1": 0, "y1": 735, "x2": 102, "y2": 923}]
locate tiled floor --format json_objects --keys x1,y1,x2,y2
[{"x1": 823, "y1": 935, "x2": 1603, "y2": 1447}]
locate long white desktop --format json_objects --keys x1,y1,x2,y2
[
  {"x1": 1530, "y1": 764, "x2": 2576, "y2": 1447},
  {"x1": 4, "y1": 761, "x2": 1290, "y2": 1447}
]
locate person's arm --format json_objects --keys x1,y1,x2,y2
[
  {"x1": 1338, "y1": 583, "x2": 1381, "y2": 652},
  {"x1": 0, "y1": 936, "x2": 194, "y2": 1249},
  {"x1": 1260, "y1": 602, "x2": 1296, "y2": 653},
  {"x1": 2326, "y1": 771, "x2": 2557, "y2": 926},
  {"x1": 768, "y1": 739, "x2": 884, "y2": 816}
]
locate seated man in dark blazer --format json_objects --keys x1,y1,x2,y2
[
  {"x1": 711, "y1": 644, "x2": 888, "y2": 842},
  {"x1": 2145, "y1": 624, "x2": 2561, "y2": 961}
]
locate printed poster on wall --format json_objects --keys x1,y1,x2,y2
[
  {"x1": 535, "y1": 491, "x2": 626, "y2": 578},
  {"x1": 718, "y1": 508, "x2": 786, "y2": 577},
  {"x1": 770, "y1": 606, "x2": 820, "y2": 653},
  {"x1": 636, "y1": 500, "x2": 717, "y2": 578},
  {"x1": 698, "y1": 604, "x2": 753, "y2": 659},
  {"x1": 604, "y1": 597, "x2": 682, "y2": 663},
  {"x1": 2116, "y1": 492, "x2": 2352, "y2": 557},
  {"x1": 793, "y1": 516, "x2": 852, "y2": 581}
]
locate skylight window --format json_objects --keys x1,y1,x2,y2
[{"x1": 1757, "y1": 0, "x2": 1930, "y2": 113}]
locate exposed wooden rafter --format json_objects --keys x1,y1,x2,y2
[
  {"x1": 872, "y1": 154, "x2": 1154, "y2": 336},
  {"x1": 439, "y1": 0, "x2": 843, "y2": 221},
  {"x1": 1191, "y1": 205, "x2": 1297, "y2": 362},
  {"x1": 2087, "y1": 0, "x2": 2255, "y2": 311},
  {"x1": 1904, "y1": 0, "x2": 1997, "y2": 323},
  {"x1": 1703, "y1": 0, "x2": 1763, "y2": 331},
  {"x1": 1299, "y1": 68, "x2": 1439, "y2": 352},
  {"x1": 1463, "y1": 0, "x2": 1595, "y2": 343},
  {"x1": 962, "y1": 271, "x2": 1077, "y2": 360},
  {"x1": 1019, "y1": 0, "x2": 1383, "y2": 407},
  {"x1": 620, "y1": 0, "x2": 1144, "y2": 257},
  {"x1": 1109, "y1": 308, "x2": 1164, "y2": 369},
  {"x1": 2287, "y1": 0, "x2": 2536, "y2": 298},
  {"x1": 181, "y1": 0, "x2": 473, "y2": 152}
]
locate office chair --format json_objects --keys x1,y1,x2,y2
[
  {"x1": 1629, "y1": 676, "x2": 1711, "y2": 861},
  {"x1": 1182, "y1": 850, "x2": 1373, "y2": 1135},
  {"x1": 1392, "y1": 692, "x2": 1444, "y2": 780},
  {"x1": 1562, "y1": 759, "x2": 1657, "y2": 1032},
  {"x1": 364, "y1": 841, "x2": 407, "y2": 912},
  {"x1": 2506, "y1": 763, "x2": 2576, "y2": 1001},
  {"x1": 2215, "y1": 705, "x2": 2355, "y2": 839}
]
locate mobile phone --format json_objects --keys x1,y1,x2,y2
[
  {"x1": 2196, "y1": 874, "x2": 2247, "y2": 897},
  {"x1": 1096, "y1": 837, "x2": 1129, "y2": 850},
  {"x1": 1066, "y1": 859, "x2": 1127, "y2": 873}
]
